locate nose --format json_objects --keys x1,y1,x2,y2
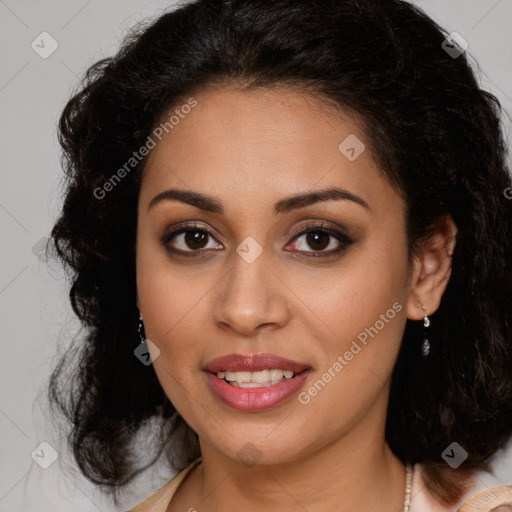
[{"x1": 213, "y1": 249, "x2": 291, "y2": 337}]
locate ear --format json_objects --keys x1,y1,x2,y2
[{"x1": 406, "y1": 214, "x2": 458, "y2": 320}]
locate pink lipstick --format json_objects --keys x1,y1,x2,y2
[{"x1": 203, "y1": 353, "x2": 311, "y2": 412}]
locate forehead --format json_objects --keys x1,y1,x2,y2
[{"x1": 139, "y1": 86, "x2": 401, "y2": 217}]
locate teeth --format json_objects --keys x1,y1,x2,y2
[
  {"x1": 224, "y1": 371, "x2": 251, "y2": 382},
  {"x1": 216, "y1": 368, "x2": 297, "y2": 386},
  {"x1": 251, "y1": 369, "x2": 270, "y2": 383}
]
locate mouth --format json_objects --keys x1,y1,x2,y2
[{"x1": 203, "y1": 353, "x2": 311, "y2": 411}]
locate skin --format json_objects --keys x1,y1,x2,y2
[{"x1": 135, "y1": 85, "x2": 457, "y2": 512}]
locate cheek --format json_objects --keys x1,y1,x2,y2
[
  {"x1": 137, "y1": 269, "x2": 209, "y2": 359},
  {"x1": 136, "y1": 246, "x2": 219, "y2": 398},
  {"x1": 299, "y1": 230, "x2": 409, "y2": 341},
  {"x1": 292, "y1": 285, "x2": 408, "y2": 435},
  {"x1": 136, "y1": 220, "x2": 203, "y2": 344},
  {"x1": 301, "y1": 232, "x2": 410, "y2": 392},
  {"x1": 136, "y1": 258, "x2": 210, "y2": 418}
]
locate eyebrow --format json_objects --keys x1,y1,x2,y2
[{"x1": 147, "y1": 186, "x2": 370, "y2": 214}]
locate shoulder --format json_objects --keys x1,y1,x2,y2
[
  {"x1": 458, "y1": 484, "x2": 512, "y2": 511},
  {"x1": 410, "y1": 463, "x2": 512, "y2": 512},
  {"x1": 127, "y1": 457, "x2": 202, "y2": 512}
]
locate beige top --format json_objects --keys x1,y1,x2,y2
[{"x1": 127, "y1": 457, "x2": 512, "y2": 512}]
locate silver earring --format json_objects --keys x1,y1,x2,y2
[
  {"x1": 137, "y1": 310, "x2": 145, "y2": 344},
  {"x1": 421, "y1": 305, "x2": 430, "y2": 357}
]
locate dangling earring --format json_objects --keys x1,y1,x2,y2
[
  {"x1": 135, "y1": 309, "x2": 161, "y2": 365},
  {"x1": 137, "y1": 309, "x2": 167, "y2": 415},
  {"x1": 421, "y1": 305, "x2": 430, "y2": 357},
  {"x1": 137, "y1": 309, "x2": 145, "y2": 344}
]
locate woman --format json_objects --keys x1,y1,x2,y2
[{"x1": 48, "y1": 0, "x2": 512, "y2": 510}]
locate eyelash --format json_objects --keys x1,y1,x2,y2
[{"x1": 160, "y1": 221, "x2": 355, "y2": 259}]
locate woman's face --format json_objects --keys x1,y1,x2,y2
[{"x1": 136, "y1": 85, "x2": 415, "y2": 465}]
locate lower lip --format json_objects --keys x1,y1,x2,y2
[{"x1": 205, "y1": 370, "x2": 311, "y2": 412}]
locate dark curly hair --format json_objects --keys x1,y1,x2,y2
[{"x1": 48, "y1": 0, "x2": 512, "y2": 507}]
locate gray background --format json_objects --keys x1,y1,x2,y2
[{"x1": 0, "y1": 1, "x2": 511, "y2": 510}]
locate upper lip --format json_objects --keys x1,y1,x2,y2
[{"x1": 203, "y1": 353, "x2": 311, "y2": 373}]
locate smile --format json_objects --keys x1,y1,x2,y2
[
  {"x1": 216, "y1": 369, "x2": 297, "y2": 387},
  {"x1": 216, "y1": 368, "x2": 296, "y2": 388},
  {"x1": 204, "y1": 352, "x2": 312, "y2": 411}
]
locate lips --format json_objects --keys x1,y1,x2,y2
[
  {"x1": 203, "y1": 353, "x2": 312, "y2": 412},
  {"x1": 203, "y1": 353, "x2": 310, "y2": 373}
]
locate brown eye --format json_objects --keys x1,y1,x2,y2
[
  {"x1": 182, "y1": 229, "x2": 209, "y2": 250},
  {"x1": 288, "y1": 222, "x2": 355, "y2": 256},
  {"x1": 161, "y1": 223, "x2": 223, "y2": 256},
  {"x1": 304, "y1": 231, "x2": 331, "y2": 251}
]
